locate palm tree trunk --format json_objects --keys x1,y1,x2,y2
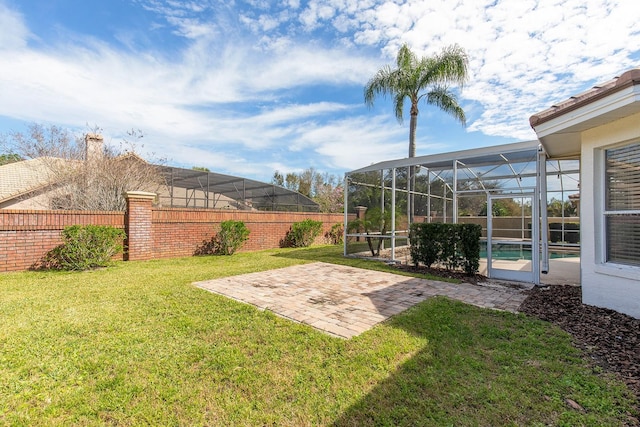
[
  {"x1": 409, "y1": 109, "x2": 418, "y2": 158},
  {"x1": 408, "y1": 109, "x2": 418, "y2": 223}
]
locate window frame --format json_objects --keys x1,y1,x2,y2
[{"x1": 601, "y1": 141, "x2": 640, "y2": 268}]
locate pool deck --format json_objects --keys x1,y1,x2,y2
[
  {"x1": 194, "y1": 262, "x2": 533, "y2": 339},
  {"x1": 478, "y1": 257, "x2": 580, "y2": 286}
]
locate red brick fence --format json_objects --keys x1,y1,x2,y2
[{"x1": 0, "y1": 191, "x2": 345, "y2": 272}]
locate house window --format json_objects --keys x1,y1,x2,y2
[{"x1": 605, "y1": 143, "x2": 640, "y2": 266}]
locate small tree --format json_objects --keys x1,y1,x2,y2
[
  {"x1": 272, "y1": 167, "x2": 344, "y2": 213},
  {"x1": 5, "y1": 123, "x2": 166, "y2": 211},
  {"x1": 272, "y1": 171, "x2": 285, "y2": 187},
  {"x1": 547, "y1": 197, "x2": 577, "y2": 217},
  {"x1": 479, "y1": 199, "x2": 530, "y2": 217},
  {"x1": 314, "y1": 183, "x2": 344, "y2": 213},
  {"x1": 347, "y1": 207, "x2": 399, "y2": 256}
]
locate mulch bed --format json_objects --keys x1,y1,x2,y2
[
  {"x1": 393, "y1": 263, "x2": 640, "y2": 416},
  {"x1": 392, "y1": 263, "x2": 487, "y2": 284},
  {"x1": 519, "y1": 285, "x2": 640, "y2": 408}
]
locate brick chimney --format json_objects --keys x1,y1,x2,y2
[{"x1": 85, "y1": 133, "x2": 104, "y2": 162}]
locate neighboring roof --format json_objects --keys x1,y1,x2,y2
[
  {"x1": 0, "y1": 157, "x2": 63, "y2": 203},
  {"x1": 1, "y1": 157, "x2": 318, "y2": 211},
  {"x1": 530, "y1": 68, "x2": 640, "y2": 158}
]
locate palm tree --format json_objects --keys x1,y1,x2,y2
[{"x1": 364, "y1": 43, "x2": 469, "y2": 221}]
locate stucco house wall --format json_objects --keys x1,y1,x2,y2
[
  {"x1": 530, "y1": 68, "x2": 640, "y2": 319},
  {"x1": 580, "y1": 111, "x2": 640, "y2": 318}
]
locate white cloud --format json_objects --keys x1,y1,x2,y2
[
  {"x1": 1, "y1": 0, "x2": 640, "y2": 182},
  {"x1": 0, "y1": 12, "x2": 378, "y2": 150},
  {"x1": 253, "y1": 103, "x2": 351, "y2": 125},
  {"x1": 0, "y1": 2, "x2": 30, "y2": 51},
  {"x1": 292, "y1": 0, "x2": 640, "y2": 138},
  {"x1": 296, "y1": 114, "x2": 408, "y2": 170}
]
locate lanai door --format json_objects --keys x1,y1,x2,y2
[{"x1": 487, "y1": 193, "x2": 540, "y2": 284}]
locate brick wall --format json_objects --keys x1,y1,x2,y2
[
  {"x1": 151, "y1": 208, "x2": 344, "y2": 259},
  {"x1": 0, "y1": 202, "x2": 345, "y2": 272},
  {"x1": 0, "y1": 210, "x2": 125, "y2": 272}
]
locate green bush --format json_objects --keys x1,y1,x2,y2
[
  {"x1": 326, "y1": 223, "x2": 344, "y2": 245},
  {"x1": 214, "y1": 220, "x2": 250, "y2": 255},
  {"x1": 457, "y1": 223, "x2": 482, "y2": 275},
  {"x1": 409, "y1": 223, "x2": 445, "y2": 268},
  {"x1": 409, "y1": 223, "x2": 482, "y2": 275},
  {"x1": 45, "y1": 225, "x2": 125, "y2": 271},
  {"x1": 284, "y1": 219, "x2": 323, "y2": 248}
]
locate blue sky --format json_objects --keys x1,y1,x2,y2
[{"x1": 1, "y1": 0, "x2": 639, "y2": 182}]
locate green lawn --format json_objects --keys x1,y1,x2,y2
[{"x1": 1, "y1": 246, "x2": 637, "y2": 426}]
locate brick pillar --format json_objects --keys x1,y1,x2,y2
[
  {"x1": 355, "y1": 206, "x2": 367, "y2": 241},
  {"x1": 124, "y1": 191, "x2": 156, "y2": 261}
]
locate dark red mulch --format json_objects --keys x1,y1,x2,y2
[{"x1": 519, "y1": 285, "x2": 640, "y2": 412}]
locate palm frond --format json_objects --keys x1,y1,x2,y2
[
  {"x1": 364, "y1": 65, "x2": 397, "y2": 108},
  {"x1": 426, "y1": 86, "x2": 466, "y2": 126},
  {"x1": 393, "y1": 93, "x2": 405, "y2": 124},
  {"x1": 364, "y1": 43, "x2": 469, "y2": 138}
]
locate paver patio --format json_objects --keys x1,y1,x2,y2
[{"x1": 194, "y1": 262, "x2": 531, "y2": 339}]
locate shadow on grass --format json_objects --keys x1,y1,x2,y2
[
  {"x1": 274, "y1": 246, "x2": 638, "y2": 425},
  {"x1": 333, "y1": 298, "x2": 481, "y2": 426},
  {"x1": 331, "y1": 297, "x2": 637, "y2": 426}
]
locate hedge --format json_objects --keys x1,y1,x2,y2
[{"x1": 409, "y1": 223, "x2": 482, "y2": 275}]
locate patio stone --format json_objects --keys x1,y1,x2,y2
[{"x1": 194, "y1": 262, "x2": 531, "y2": 339}]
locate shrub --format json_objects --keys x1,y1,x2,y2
[
  {"x1": 45, "y1": 225, "x2": 125, "y2": 271},
  {"x1": 409, "y1": 222, "x2": 444, "y2": 268},
  {"x1": 214, "y1": 220, "x2": 250, "y2": 255},
  {"x1": 549, "y1": 222, "x2": 580, "y2": 244},
  {"x1": 326, "y1": 223, "x2": 344, "y2": 245},
  {"x1": 284, "y1": 219, "x2": 323, "y2": 247},
  {"x1": 409, "y1": 223, "x2": 482, "y2": 275},
  {"x1": 549, "y1": 223, "x2": 562, "y2": 243},
  {"x1": 457, "y1": 223, "x2": 482, "y2": 275}
]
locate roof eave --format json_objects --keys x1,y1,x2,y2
[
  {"x1": 529, "y1": 68, "x2": 640, "y2": 128},
  {"x1": 530, "y1": 69, "x2": 640, "y2": 158}
]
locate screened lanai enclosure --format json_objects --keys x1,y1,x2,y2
[
  {"x1": 344, "y1": 140, "x2": 580, "y2": 284},
  {"x1": 157, "y1": 166, "x2": 319, "y2": 212}
]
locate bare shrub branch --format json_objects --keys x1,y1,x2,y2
[{"x1": 7, "y1": 123, "x2": 166, "y2": 211}]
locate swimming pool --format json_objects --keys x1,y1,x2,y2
[{"x1": 480, "y1": 242, "x2": 578, "y2": 261}]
